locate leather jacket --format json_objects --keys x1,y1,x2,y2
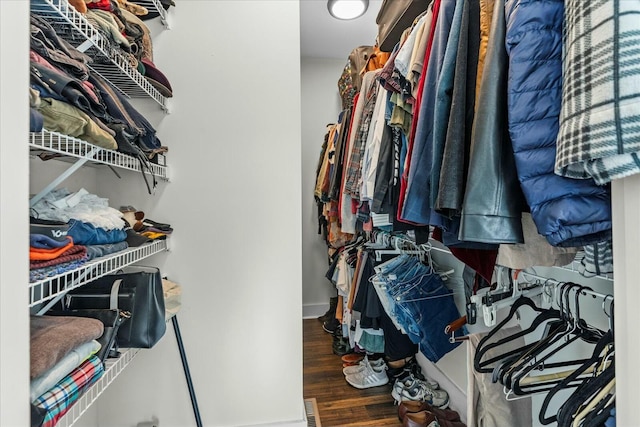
[{"x1": 459, "y1": 0, "x2": 526, "y2": 244}]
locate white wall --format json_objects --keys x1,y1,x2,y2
[
  {"x1": 91, "y1": 2, "x2": 304, "y2": 426},
  {"x1": 611, "y1": 178, "x2": 639, "y2": 427},
  {"x1": 0, "y1": 1, "x2": 30, "y2": 425},
  {"x1": 300, "y1": 57, "x2": 346, "y2": 318}
]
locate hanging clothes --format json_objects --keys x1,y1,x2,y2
[
  {"x1": 371, "y1": 253, "x2": 463, "y2": 362},
  {"x1": 555, "y1": 0, "x2": 640, "y2": 185},
  {"x1": 504, "y1": 0, "x2": 612, "y2": 248},
  {"x1": 459, "y1": 0, "x2": 526, "y2": 244},
  {"x1": 402, "y1": 0, "x2": 457, "y2": 225},
  {"x1": 435, "y1": 0, "x2": 480, "y2": 216}
]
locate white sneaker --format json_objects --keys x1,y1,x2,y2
[
  {"x1": 345, "y1": 361, "x2": 389, "y2": 389},
  {"x1": 342, "y1": 356, "x2": 386, "y2": 376},
  {"x1": 392, "y1": 374, "x2": 449, "y2": 408}
]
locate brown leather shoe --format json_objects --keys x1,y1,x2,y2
[
  {"x1": 403, "y1": 411, "x2": 439, "y2": 427},
  {"x1": 398, "y1": 401, "x2": 432, "y2": 421},
  {"x1": 341, "y1": 353, "x2": 365, "y2": 364},
  {"x1": 398, "y1": 401, "x2": 462, "y2": 423}
]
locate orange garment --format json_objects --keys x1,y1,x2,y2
[
  {"x1": 29, "y1": 238, "x2": 74, "y2": 261},
  {"x1": 335, "y1": 295, "x2": 344, "y2": 323},
  {"x1": 364, "y1": 45, "x2": 392, "y2": 73},
  {"x1": 475, "y1": 0, "x2": 496, "y2": 108}
]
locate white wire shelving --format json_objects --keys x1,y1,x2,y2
[
  {"x1": 54, "y1": 348, "x2": 141, "y2": 427},
  {"x1": 30, "y1": 239, "x2": 168, "y2": 308},
  {"x1": 30, "y1": 129, "x2": 168, "y2": 178},
  {"x1": 30, "y1": 0, "x2": 168, "y2": 110},
  {"x1": 133, "y1": 0, "x2": 169, "y2": 26},
  {"x1": 29, "y1": 129, "x2": 169, "y2": 207}
]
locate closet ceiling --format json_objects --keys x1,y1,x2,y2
[{"x1": 300, "y1": 0, "x2": 383, "y2": 59}]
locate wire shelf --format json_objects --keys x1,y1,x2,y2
[
  {"x1": 30, "y1": 130, "x2": 168, "y2": 180},
  {"x1": 30, "y1": 0, "x2": 168, "y2": 109},
  {"x1": 133, "y1": 0, "x2": 168, "y2": 25},
  {"x1": 55, "y1": 348, "x2": 141, "y2": 427},
  {"x1": 30, "y1": 239, "x2": 168, "y2": 307},
  {"x1": 556, "y1": 250, "x2": 614, "y2": 281}
]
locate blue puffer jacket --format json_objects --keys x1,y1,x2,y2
[{"x1": 505, "y1": 0, "x2": 611, "y2": 247}]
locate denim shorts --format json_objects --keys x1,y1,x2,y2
[{"x1": 374, "y1": 255, "x2": 463, "y2": 362}]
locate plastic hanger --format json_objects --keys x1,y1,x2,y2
[
  {"x1": 496, "y1": 283, "x2": 576, "y2": 388},
  {"x1": 496, "y1": 282, "x2": 587, "y2": 388},
  {"x1": 538, "y1": 329, "x2": 614, "y2": 425},
  {"x1": 507, "y1": 284, "x2": 605, "y2": 395},
  {"x1": 474, "y1": 295, "x2": 562, "y2": 374}
]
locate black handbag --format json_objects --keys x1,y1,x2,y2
[{"x1": 65, "y1": 266, "x2": 166, "y2": 348}]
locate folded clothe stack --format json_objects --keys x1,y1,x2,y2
[
  {"x1": 32, "y1": 355, "x2": 104, "y2": 427},
  {"x1": 30, "y1": 316, "x2": 103, "y2": 380},
  {"x1": 162, "y1": 278, "x2": 182, "y2": 320},
  {"x1": 30, "y1": 340, "x2": 101, "y2": 402},
  {"x1": 29, "y1": 13, "x2": 168, "y2": 162},
  {"x1": 30, "y1": 316, "x2": 106, "y2": 426},
  {"x1": 29, "y1": 188, "x2": 135, "y2": 282},
  {"x1": 29, "y1": 234, "x2": 89, "y2": 282},
  {"x1": 141, "y1": 58, "x2": 173, "y2": 97},
  {"x1": 30, "y1": 235, "x2": 88, "y2": 268}
]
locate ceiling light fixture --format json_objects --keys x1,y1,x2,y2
[{"x1": 327, "y1": 0, "x2": 369, "y2": 20}]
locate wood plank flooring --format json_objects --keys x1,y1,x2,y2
[{"x1": 303, "y1": 319, "x2": 403, "y2": 427}]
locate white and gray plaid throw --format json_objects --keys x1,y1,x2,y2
[{"x1": 555, "y1": 0, "x2": 640, "y2": 184}]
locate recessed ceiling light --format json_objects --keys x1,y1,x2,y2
[{"x1": 327, "y1": 0, "x2": 369, "y2": 20}]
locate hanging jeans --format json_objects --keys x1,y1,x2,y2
[
  {"x1": 390, "y1": 271, "x2": 462, "y2": 362},
  {"x1": 373, "y1": 254, "x2": 463, "y2": 362}
]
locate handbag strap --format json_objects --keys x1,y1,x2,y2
[{"x1": 110, "y1": 279, "x2": 123, "y2": 310}]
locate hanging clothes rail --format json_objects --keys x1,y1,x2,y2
[{"x1": 518, "y1": 270, "x2": 613, "y2": 300}]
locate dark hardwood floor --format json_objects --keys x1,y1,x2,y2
[{"x1": 303, "y1": 319, "x2": 403, "y2": 427}]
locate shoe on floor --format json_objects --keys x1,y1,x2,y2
[
  {"x1": 318, "y1": 296, "x2": 338, "y2": 323},
  {"x1": 322, "y1": 318, "x2": 340, "y2": 334},
  {"x1": 392, "y1": 374, "x2": 450, "y2": 409},
  {"x1": 402, "y1": 410, "x2": 439, "y2": 427},
  {"x1": 404, "y1": 358, "x2": 439, "y2": 390},
  {"x1": 344, "y1": 361, "x2": 388, "y2": 389},
  {"x1": 341, "y1": 352, "x2": 365, "y2": 365},
  {"x1": 398, "y1": 400, "x2": 461, "y2": 423},
  {"x1": 332, "y1": 337, "x2": 351, "y2": 356},
  {"x1": 342, "y1": 356, "x2": 386, "y2": 376}
]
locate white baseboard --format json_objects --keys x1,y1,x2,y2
[
  {"x1": 240, "y1": 419, "x2": 307, "y2": 427},
  {"x1": 416, "y1": 350, "x2": 468, "y2": 425},
  {"x1": 303, "y1": 303, "x2": 329, "y2": 319},
  {"x1": 239, "y1": 398, "x2": 308, "y2": 427}
]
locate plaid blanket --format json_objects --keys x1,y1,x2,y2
[
  {"x1": 34, "y1": 355, "x2": 104, "y2": 427},
  {"x1": 555, "y1": 0, "x2": 640, "y2": 184}
]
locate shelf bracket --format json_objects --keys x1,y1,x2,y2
[
  {"x1": 29, "y1": 147, "x2": 102, "y2": 208},
  {"x1": 76, "y1": 35, "x2": 97, "y2": 53}
]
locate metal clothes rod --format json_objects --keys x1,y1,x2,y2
[{"x1": 519, "y1": 270, "x2": 613, "y2": 300}]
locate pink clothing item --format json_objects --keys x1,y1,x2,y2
[{"x1": 30, "y1": 50, "x2": 101, "y2": 104}]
